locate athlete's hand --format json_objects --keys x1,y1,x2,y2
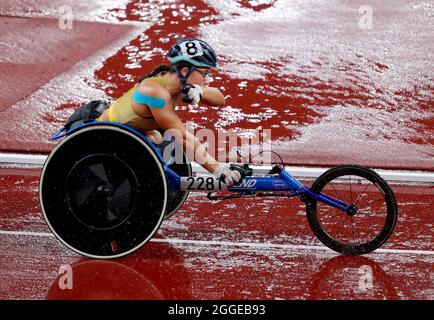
[
  {"x1": 213, "y1": 163, "x2": 242, "y2": 186},
  {"x1": 181, "y1": 84, "x2": 203, "y2": 105}
]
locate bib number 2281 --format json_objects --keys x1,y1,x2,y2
[{"x1": 180, "y1": 177, "x2": 224, "y2": 191}]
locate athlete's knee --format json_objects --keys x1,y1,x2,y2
[{"x1": 145, "y1": 130, "x2": 163, "y2": 144}]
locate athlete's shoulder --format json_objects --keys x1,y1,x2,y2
[
  {"x1": 138, "y1": 78, "x2": 170, "y2": 100},
  {"x1": 133, "y1": 78, "x2": 170, "y2": 109}
]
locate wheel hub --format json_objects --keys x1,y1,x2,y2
[
  {"x1": 346, "y1": 204, "x2": 358, "y2": 216},
  {"x1": 96, "y1": 184, "x2": 114, "y2": 196}
]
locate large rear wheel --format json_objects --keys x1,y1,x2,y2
[{"x1": 39, "y1": 125, "x2": 168, "y2": 259}]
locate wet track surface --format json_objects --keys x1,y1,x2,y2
[
  {"x1": 0, "y1": 0, "x2": 433, "y2": 168},
  {"x1": 0, "y1": 168, "x2": 432, "y2": 299},
  {"x1": 0, "y1": 0, "x2": 433, "y2": 299}
]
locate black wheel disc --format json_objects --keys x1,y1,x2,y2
[
  {"x1": 40, "y1": 125, "x2": 168, "y2": 258},
  {"x1": 65, "y1": 154, "x2": 138, "y2": 230}
]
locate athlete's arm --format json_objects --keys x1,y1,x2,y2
[
  {"x1": 201, "y1": 86, "x2": 225, "y2": 106},
  {"x1": 143, "y1": 86, "x2": 220, "y2": 174}
]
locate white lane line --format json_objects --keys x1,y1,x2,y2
[
  {"x1": 0, "y1": 153, "x2": 47, "y2": 165},
  {"x1": 151, "y1": 238, "x2": 434, "y2": 256},
  {"x1": 0, "y1": 230, "x2": 54, "y2": 237},
  {"x1": 0, "y1": 229, "x2": 433, "y2": 256},
  {"x1": 151, "y1": 237, "x2": 334, "y2": 253},
  {"x1": 1, "y1": 152, "x2": 434, "y2": 184}
]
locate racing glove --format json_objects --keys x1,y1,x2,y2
[
  {"x1": 181, "y1": 84, "x2": 203, "y2": 105},
  {"x1": 213, "y1": 163, "x2": 242, "y2": 186}
]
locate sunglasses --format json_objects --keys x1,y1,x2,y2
[{"x1": 195, "y1": 69, "x2": 212, "y2": 80}]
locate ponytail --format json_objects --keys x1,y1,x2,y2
[
  {"x1": 139, "y1": 64, "x2": 172, "y2": 83},
  {"x1": 138, "y1": 61, "x2": 194, "y2": 83}
]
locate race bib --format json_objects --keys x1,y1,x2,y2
[{"x1": 179, "y1": 40, "x2": 204, "y2": 58}]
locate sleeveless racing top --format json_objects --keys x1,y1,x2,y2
[{"x1": 96, "y1": 75, "x2": 167, "y2": 129}]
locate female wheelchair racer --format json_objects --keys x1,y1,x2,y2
[
  {"x1": 40, "y1": 121, "x2": 398, "y2": 259},
  {"x1": 39, "y1": 39, "x2": 398, "y2": 259}
]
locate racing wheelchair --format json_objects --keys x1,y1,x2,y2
[{"x1": 39, "y1": 122, "x2": 398, "y2": 259}]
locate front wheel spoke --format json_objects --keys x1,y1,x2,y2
[
  {"x1": 357, "y1": 208, "x2": 374, "y2": 216},
  {"x1": 357, "y1": 207, "x2": 386, "y2": 217},
  {"x1": 353, "y1": 181, "x2": 373, "y2": 205},
  {"x1": 330, "y1": 210, "x2": 346, "y2": 219},
  {"x1": 329, "y1": 183, "x2": 346, "y2": 204},
  {"x1": 353, "y1": 195, "x2": 386, "y2": 217},
  {"x1": 320, "y1": 205, "x2": 347, "y2": 219}
]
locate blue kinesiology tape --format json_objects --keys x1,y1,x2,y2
[{"x1": 132, "y1": 90, "x2": 165, "y2": 108}]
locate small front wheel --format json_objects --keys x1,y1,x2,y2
[{"x1": 306, "y1": 164, "x2": 398, "y2": 255}]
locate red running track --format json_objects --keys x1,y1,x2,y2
[
  {"x1": 0, "y1": 0, "x2": 432, "y2": 300},
  {"x1": 0, "y1": 0, "x2": 433, "y2": 169},
  {"x1": 0, "y1": 167, "x2": 432, "y2": 299}
]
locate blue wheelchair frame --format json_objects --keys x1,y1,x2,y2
[{"x1": 52, "y1": 121, "x2": 352, "y2": 214}]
